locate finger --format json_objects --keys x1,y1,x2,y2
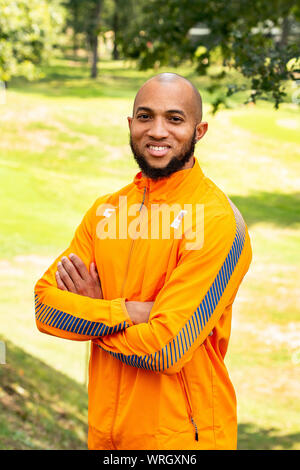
[
  {"x1": 90, "y1": 262, "x2": 101, "y2": 283},
  {"x1": 143, "y1": 301, "x2": 154, "y2": 314},
  {"x1": 61, "y1": 255, "x2": 82, "y2": 286},
  {"x1": 57, "y1": 261, "x2": 76, "y2": 292},
  {"x1": 55, "y1": 271, "x2": 68, "y2": 291},
  {"x1": 69, "y1": 253, "x2": 89, "y2": 280}
]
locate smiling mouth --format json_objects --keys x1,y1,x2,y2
[
  {"x1": 148, "y1": 145, "x2": 169, "y2": 151},
  {"x1": 146, "y1": 144, "x2": 171, "y2": 157}
]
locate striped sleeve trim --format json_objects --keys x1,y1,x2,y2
[
  {"x1": 34, "y1": 294, "x2": 129, "y2": 337},
  {"x1": 98, "y1": 200, "x2": 246, "y2": 371}
]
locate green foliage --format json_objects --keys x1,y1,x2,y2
[
  {"x1": 102, "y1": 0, "x2": 148, "y2": 60},
  {"x1": 63, "y1": 0, "x2": 102, "y2": 36},
  {"x1": 123, "y1": 0, "x2": 300, "y2": 111},
  {"x1": 63, "y1": 0, "x2": 148, "y2": 62},
  {"x1": 0, "y1": 0, "x2": 65, "y2": 82}
]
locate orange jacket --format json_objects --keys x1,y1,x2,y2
[{"x1": 34, "y1": 158, "x2": 252, "y2": 450}]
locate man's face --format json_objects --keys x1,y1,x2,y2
[{"x1": 128, "y1": 79, "x2": 207, "y2": 180}]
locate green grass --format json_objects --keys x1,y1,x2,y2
[
  {"x1": 230, "y1": 106, "x2": 300, "y2": 145},
  {"x1": 0, "y1": 336, "x2": 88, "y2": 450},
  {"x1": 1, "y1": 57, "x2": 300, "y2": 450}
]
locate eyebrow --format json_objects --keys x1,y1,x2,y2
[{"x1": 135, "y1": 106, "x2": 186, "y2": 117}]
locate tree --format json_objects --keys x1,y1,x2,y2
[
  {"x1": 87, "y1": 0, "x2": 103, "y2": 78},
  {"x1": 124, "y1": 0, "x2": 300, "y2": 111},
  {"x1": 101, "y1": 0, "x2": 147, "y2": 61},
  {"x1": 108, "y1": 0, "x2": 123, "y2": 60},
  {"x1": 63, "y1": 0, "x2": 82, "y2": 56},
  {"x1": 0, "y1": 0, "x2": 64, "y2": 84},
  {"x1": 64, "y1": 0, "x2": 103, "y2": 78}
]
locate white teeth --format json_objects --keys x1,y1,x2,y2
[{"x1": 149, "y1": 145, "x2": 168, "y2": 151}]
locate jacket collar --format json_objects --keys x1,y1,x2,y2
[{"x1": 133, "y1": 157, "x2": 205, "y2": 202}]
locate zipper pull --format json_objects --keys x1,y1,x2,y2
[{"x1": 190, "y1": 416, "x2": 199, "y2": 441}]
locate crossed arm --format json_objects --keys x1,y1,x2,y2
[
  {"x1": 55, "y1": 253, "x2": 153, "y2": 325},
  {"x1": 35, "y1": 201, "x2": 251, "y2": 374}
]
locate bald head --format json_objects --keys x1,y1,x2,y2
[{"x1": 133, "y1": 72, "x2": 203, "y2": 123}]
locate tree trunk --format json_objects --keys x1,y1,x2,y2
[
  {"x1": 91, "y1": 35, "x2": 99, "y2": 78},
  {"x1": 72, "y1": 3, "x2": 79, "y2": 57},
  {"x1": 280, "y1": 16, "x2": 290, "y2": 49},
  {"x1": 89, "y1": 0, "x2": 103, "y2": 78},
  {"x1": 112, "y1": 4, "x2": 119, "y2": 60},
  {"x1": 73, "y1": 31, "x2": 78, "y2": 57},
  {"x1": 113, "y1": 35, "x2": 119, "y2": 60}
]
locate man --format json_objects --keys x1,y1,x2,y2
[{"x1": 34, "y1": 73, "x2": 252, "y2": 450}]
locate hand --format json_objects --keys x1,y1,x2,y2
[
  {"x1": 125, "y1": 301, "x2": 154, "y2": 325},
  {"x1": 55, "y1": 253, "x2": 103, "y2": 299}
]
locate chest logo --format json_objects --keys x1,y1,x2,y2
[
  {"x1": 170, "y1": 210, "x2": 188, "y2": 229},
  {"x1": 103, "y1": 208, "x2": 116, "y2": 218}
]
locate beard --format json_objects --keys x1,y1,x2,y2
[{"x1": 130, "y1": 129, "x2": 196, "y2": 181}]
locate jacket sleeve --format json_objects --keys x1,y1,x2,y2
[
  {"x1": 95, "y1": 203, "x2": 252, "y2": 374},
  {"x1": 34, "y1": 199, "x2": 133, "y2": 341}
]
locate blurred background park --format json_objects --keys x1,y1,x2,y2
[{"x1": 0, "y1": 0, "x2": 299, "y2": 450}]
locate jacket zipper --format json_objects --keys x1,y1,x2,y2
[
  {"x1": 119, "y1": 185, "x2": 148, "y2": 296},
  {"x1": 179, "y1": 370, "x2": 199, "y2": 441},
  {"x1": 110, "y1": 185, "x2": 149, "y2": 449}
]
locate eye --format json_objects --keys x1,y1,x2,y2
[
  {"x1": 169, "y1": 116, "x2": 183, "y2": 123},
  {"x1": 137, "y1": 114, "x2": 151, "y2": 120}
]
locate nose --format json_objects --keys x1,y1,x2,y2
[{"x1": 147, "y1": 117, "x2": 169, "y2": 140}]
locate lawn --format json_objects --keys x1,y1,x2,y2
[{"x1": 0, "y1": 57, "x2": 299, "y2": 450}]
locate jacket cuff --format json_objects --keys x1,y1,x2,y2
[{"x1": 111, "y1": 298, "x2": 133, "y2": 327}]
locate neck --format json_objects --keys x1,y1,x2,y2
[{"x1": 181, "y1": 156, "x2": 195, "y2": 170}]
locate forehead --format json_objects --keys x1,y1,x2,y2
[{"x1": 133, "y1": 80, "x2": 196, "y2": 116}]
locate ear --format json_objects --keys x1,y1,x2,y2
[
  {"x1": 127, "y1": 116, "x2": 133, "y2": 130},
  {"x1": 195, "y1": 121, "x2": 208, "y2": 143}
]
